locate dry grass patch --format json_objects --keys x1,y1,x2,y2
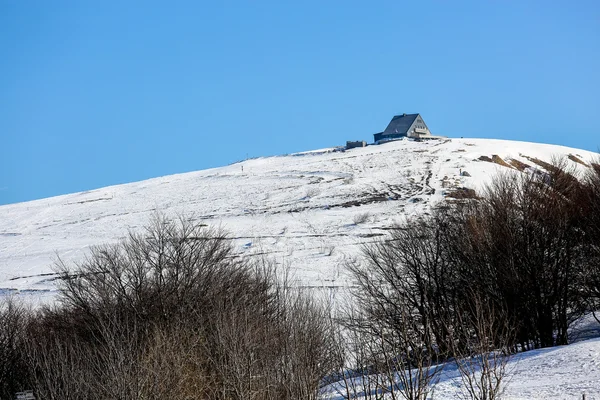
[
  {"x1": 446, "y1": 187, "x2": 479, "y2": 200},
  {"x1": 491, "y1": 155, "x2": 513, "y2": 169},
  {"x1": 508, "y1": 158, "x2": 531, "y2": 171},
  {"x1": 478, "y1": 154, "x2": 516, "y2": 170},
  {"x1": 521, "y1": 155, "x2": 554, "y2": 171},
  {"x1": 568, "y1": 154, "x2": 588, "y2": 166}
]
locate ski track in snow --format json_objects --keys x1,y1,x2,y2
[{"x1": 1, "y1": 137, "x2": 600, "y2": 397}]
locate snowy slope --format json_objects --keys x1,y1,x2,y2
[
  {"x1": 0, "y1": 138, "x2": 597, "y2": 300},
  {"x1": 1, "y1": 137, "x2": 600, "y2": 398},
  {"x1": 321, "y1": 336, "x2": 600, "y2": 399}
]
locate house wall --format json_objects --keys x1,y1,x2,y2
[
  {"x1": 374, "y1": 132, "x2": 406, "y2": 143},
  {"x1": 407, "y1": 115, "x2": 431, "y2": 137}
]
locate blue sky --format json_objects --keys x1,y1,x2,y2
[{"x1": 1, "y1": 1, "x2": 599, "y2": 205}]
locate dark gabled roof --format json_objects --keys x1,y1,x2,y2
[{"x1": 383, "y1": 113, "x2": 419, "y2": 135}]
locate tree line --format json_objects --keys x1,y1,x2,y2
[
  {"x1": 0, "y1": 215, "x2": 338, "y2": 399},
  {"x1": 340, "y1": 158, "x2": 600, "y2": 399}
]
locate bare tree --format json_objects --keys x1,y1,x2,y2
[
  {"x1": 449, "y1": 292, "x2": 514, "y2": 400},
  {"x1": 329, "y1": 303, "x2": 443, "y2": 400},
  {"x1": 345, "y1": 226, "x2": 449, "y2": 400},
  {"x1": 347, "y1": 212, "x2": 459, "y2": 360},
  {"x1": 580, "y1": 160, "x2": 600, "y2": 322},
  {"x1": 453, "y1": 160, "x2": 591, "y2": 349},
  {"x1": 19, "y1": 213, "x2": 339, "y2": 399},
  {"x1": 341, "y1": 156, "x2": 600, "y2": 398}
]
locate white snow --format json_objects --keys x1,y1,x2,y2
[
  {"x1": 1, "y1": 137, "x2": 599, "y2": 397},
  {"x1": 320, "y1": 337, "x2": 600, "y2": 399}
]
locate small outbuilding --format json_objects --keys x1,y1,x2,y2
[
  {"x1": 346, "y1": 140, "x2": 367, "y2": 149},
  {"x1": 374, "y1": 113, "x2": 434, "y2": 144}
]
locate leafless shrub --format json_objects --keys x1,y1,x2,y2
[
  {"x1": 449, "y1": 293, "x2": 514, "y2": 400},
  {"x1": 328, "y1": 323, "x2": 397, "y2": 399},
  {"x1": 353, "y1": 212, "x2": 371, "y2": 225},
  {"x1": 23, "y1": 310, "x2": 96, "y2": 399},
  {"x1": 0, "y1": 297, "x2": 29, "y2": 398},
  {"x1": 305, "y1": 187, "x2": 321, "y2": 198},
  {"x1": 321, "y1": 244, "x2": 336, "y2": 256},
  {"x1": 18, "y1": 213, "x2": 339, "y2": 400},
  {"x1": 330, "y1": 301, "x2": 443, "y2": 400}
]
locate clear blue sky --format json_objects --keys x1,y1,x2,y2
[{"x1": 1, "y1": 1, "x2": 599, "y2": 205}]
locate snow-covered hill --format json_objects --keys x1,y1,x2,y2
[
  {"x1": 1, "y1": 137, "x2": 600, "y2": 398},
  {"x1": 1, "y1": 138, "x2": 597, "y2": 299}
]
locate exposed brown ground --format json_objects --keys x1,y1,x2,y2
[
  {"x1": 508, "y1": 158, "x2": 531, "y2": 171},
  {"x1": 445, "y1": 187, "x2": 479, "y2": 200},
  {"x1": 568, "y1": 154, "x2": 588, "y2": 166},
  {"x1": 491, "y1": 154, "x2": 513, "y2": 169},
  {"x1": 520, "y1": 155, "x2": 555, "y2": 171}
]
